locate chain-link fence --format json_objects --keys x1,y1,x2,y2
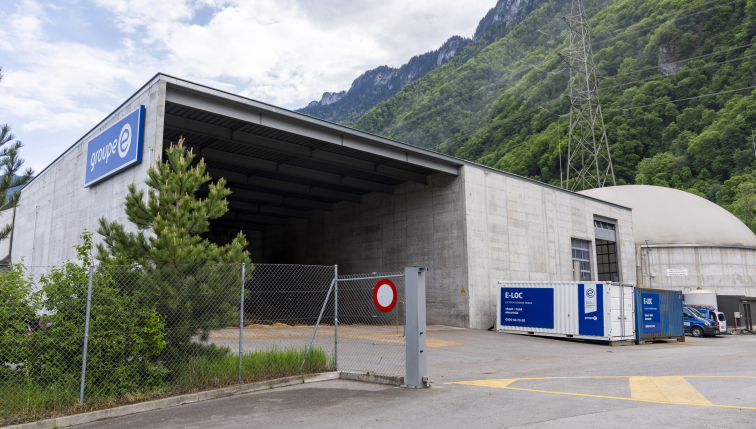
[
  {"x1": 0, "y1": 263, "x2": 407, "y2": 426},
  {"x1": 336, "y1": 272, "x2": 406, "y2": 376}
]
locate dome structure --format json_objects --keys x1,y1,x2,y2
[{"x1": 579, "y1": 185, "x2": 756, "y2": 248}]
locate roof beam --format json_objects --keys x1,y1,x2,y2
[
  {"x1": 203, "y1": 152, "x2": 393, "y2": 194},
  {"x1": 165, "y1": 114, "x2": 427, "y2": 184},
  {"x1": 230, "y1": 188, "x2": 333, "y2": 211},
  {"x1": 258, "y1": 205, "x2": 309, "y2": 218},
  {"x1": 226, "y1": 200, "x2": 309, "y2": 219},
  {"x1": 237, "y1": 213, "x2": 287, "y2": 225},
  {"x1": 207, "y1": 167, "x2": 363, "y2": 204},
  {"x1": 227, "y1": 200, "x2": 260, "y2": 211},
  {"x1": 213, "y1": 220, "x2": 270, "y2": 232}
]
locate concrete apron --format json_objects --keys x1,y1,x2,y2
[{"x1": 6, "y1": 372, "x2": 404, "y2": 429}]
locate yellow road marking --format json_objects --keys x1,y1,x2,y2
[
  {"x1": 629, "y1": 376, "x2": 711, "y2": 405},
  {"x1": 454, "y1": 376, "x2": 756, "y2": 410},
  {"x1": 456, "y1": 379, "x2": 517, "y2": 388}
]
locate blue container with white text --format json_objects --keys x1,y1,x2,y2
[
  {"x1": 634, "y1": 288, "x2": 684, "y2": 343},
  {"x1": 496, "y1": 282, "x2": 636, "y2": 343}
]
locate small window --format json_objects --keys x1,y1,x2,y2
[
  {"x1": 571, "y1": 238, "x2": 592, "y2": 281},
  {"x1": 683, "y1": 308, "x2": 694, "y2": 318},
  {"x1": 593, "y1": 220, "x2": 616, "y2": 230},
  {"x1": 718, "y1": 313, "x2": 726, "y2": 322}
]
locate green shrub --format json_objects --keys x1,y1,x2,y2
[
  {"x1": 30, "y1": 231, "x2": 167, "y2": 398},
  {"x1": 0, "y1": 264, "x2": 39, "y2": 372}
]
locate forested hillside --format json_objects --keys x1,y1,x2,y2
[{"x1": 354, "y1": 0, "x2": 756, "y2": 228}]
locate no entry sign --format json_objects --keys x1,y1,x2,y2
[{"x1": 373, "y1": 279, "x2": 398, "y2": 312}]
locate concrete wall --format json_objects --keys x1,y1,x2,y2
[
  {"x1": 262, "y1": 165, "x2": 636, "y2": 330},
  {"x1": 12, "y1": 80, "x2": 166, "y2": 267},
  {"x1": 261, "y1": 172, "x2": 470, "y2": 327},
  {"x1": 0, "y1": 208, "x2": 15, "y2": 263},
  {"x1": 462, "y1": 167, "x2": 636, "y2": 329},
  {"x1": 639, "y1": 245, "x2": 756, "y2": 297}
]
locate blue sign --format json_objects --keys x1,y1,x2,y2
[
  {"x1": 578, "y1": 283, "x2": 604, "y2": 336},
  {"x1": 500, "y1": 287, "x2": 554, "y2": 329},
  {"x1": 84, "y1": 106, "x2": 145, "y2": 187},
  {"x1": 641, "y1": 292, "x2": 661, "y2": 333}
]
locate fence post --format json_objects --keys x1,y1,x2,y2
[
  {"x1": 79, "y1": 266, "x2": 94, "y2": 404},
  {"x1": 300, "y1": 278, "x2": 335, "y2": 373},
  {"x1": 238, "y1": 263, "x2": 245, "y2": 383},
  {"x1": 405, "y1": 266, "x2": 429, "y2": 389},
  {"x1": 334, "y1": 265, "x2": 338, "y2": 371}
]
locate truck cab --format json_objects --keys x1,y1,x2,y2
[
  {"x1": 695, "y1": 309, "x2": 727, "y2": 334},
  {"x1": 683, "y1": 307, "x2": 719, "y2": 337}
]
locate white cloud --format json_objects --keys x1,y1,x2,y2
[{"x1": 2, "y1": 0, "x2": 496, "y2": 172}]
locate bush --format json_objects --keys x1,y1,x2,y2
[
  {"x1": 0, "y1": 264, "x2": 39, "y2": 371},
  {"x1": 30, "y1": 232, "x2": 167, "y2": 398},
  {"x1": 118, "y1": 264, "x2": 244, "y2": 363}
]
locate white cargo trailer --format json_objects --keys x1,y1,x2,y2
[{"x1": 496, "y1": 282, "x2": 635, "y2": 344}]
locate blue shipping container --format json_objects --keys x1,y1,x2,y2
[{"x1": 635, "y1": 288, "x2": 685, "y2": 343}]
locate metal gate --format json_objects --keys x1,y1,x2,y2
[{"x1": 332, "y1": 271, "x2": 406, "y2": 376}]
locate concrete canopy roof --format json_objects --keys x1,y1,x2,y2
[
  {"x1": 25, "y1": 73, "x2": 631, "y2": 226},
  {"x1": 579, "y1": 185, "x2": 756, "y2": 248}
]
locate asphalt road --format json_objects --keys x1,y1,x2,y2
[{"x1": 80, "y1": 329, "x2": 756, "y2": 428}]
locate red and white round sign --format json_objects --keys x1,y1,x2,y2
[{"x1": 373, "y1": 279, "x2": 398, "y2": 313}]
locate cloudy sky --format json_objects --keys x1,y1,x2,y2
[{"x1": 0, "y1": 0, "x2": 496, "y2": 173}]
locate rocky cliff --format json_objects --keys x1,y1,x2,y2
[{"x1": 297, "y1": 36, "x2": 471, "y2": 125}]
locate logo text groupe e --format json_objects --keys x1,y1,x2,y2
[{"x1": 90, "y1": 123, "x2": 132, "y2": 171}]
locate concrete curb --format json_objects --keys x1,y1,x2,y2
[
  {"x1": 5, "y1": 372, "x2": 340, "y2": 429},
  {"x1": 339, "y1": 371, "x2": 405, "y2": 386},
  {"x1": 4, "y1": 371, "x2": 405, "y2": 429}
]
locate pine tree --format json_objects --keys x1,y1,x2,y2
[
  {"x1": 96, "y1": 137, "x2": 249, "y2": 265},
  {"x1": 96, "y1": 138, "x2": 249, "y2": 355},
  {"x1": 0, "y1": 68, "x2": 34, "y2": 241}
]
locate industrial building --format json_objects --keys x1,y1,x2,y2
[
  {"x1": 580, "y1": 185, "x2": 756, "y2": 297},
  {"x1": 12, "y1": 74, "x2": 635, "y2": 329}
]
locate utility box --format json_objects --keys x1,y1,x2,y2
[{"x1": 496, "y1": 282, "x2": 635, "y2": 344}]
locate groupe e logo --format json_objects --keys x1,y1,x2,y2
[
  {"x1": 118, "y1": 123, "x2": 131, "y2": 158},
  {"x1": 586, "y1": 288, "x2": 596, "y2": 298},
  {"x1": 90, "y1": 123, "x2": 132, "y2": 171}
]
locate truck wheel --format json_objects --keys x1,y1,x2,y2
[{"x1": 691, "y1": 327, "x2": 704, "y2": 337}]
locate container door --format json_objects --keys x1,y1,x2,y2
[
  {"x1": 609, "y1": 285, "x2": 634, "y2": 339},
  {"x1": 623, "y1": 286, "x2": 635, "y2": 339},
  {"x1": 609, "y1": 285, "x2": 623, "y2": 338}
]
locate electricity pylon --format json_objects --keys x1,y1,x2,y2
[{"x1": 559, "y1": 0, "x2": 615, "y2": 191}]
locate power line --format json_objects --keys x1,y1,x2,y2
[
  {"x1": 593, "y1": 0, "x2": 741, "y2": 46},
  {"x1": 478, "y1": 124, "x2": 566, "y2": 165},
  {"x1": 440, "y1": 95, "x2": 564, "y2": 149},
  {"x1": 381, "y1": 1, "x2": 621, "y2": 134},
  {"x1": 606, "y1": 85, "x2": 756, "y2": 113},
  {"x1": 604, "y1": 41, "x2": 756, "y2": 79},
  {"x1": 593, "y1": 0, "x2": 726, "y2": 40},
  {"x1": 383, "y1": 53, "x2": 562, "y2": 133},
  {"x1": 382, "y1": 0, "x2": 722, "y2": 136},
  {"x1": 599, "y1": 52, "x2": 756, "y2": 91}
]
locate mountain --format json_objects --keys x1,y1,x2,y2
[
  {"x1": 297, "y1": 0, "x2": 546, "y2": 125},
  {"x1": 296, "y1": 36, "x2": 473, "y2": 125},
  {"x1": 474, "y1": 0, "x2": 534, "y2": 39},
  {"x1": 353, "y1": 0, "x2": 756, "y2": 225}
]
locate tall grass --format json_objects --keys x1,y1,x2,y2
[
  {"x1": 0, "y1": 347, "x2": 334, "y2": 426},
  {"x1": 173, "y1": 346, "x2": 333, "y2": 391}
]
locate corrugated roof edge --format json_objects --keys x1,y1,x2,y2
[{"x1": 22, "y1": 73, "x2": 631, "y2": 211}]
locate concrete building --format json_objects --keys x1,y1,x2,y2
[
  {"x1": 12, "y1": 74, "x2": 635, "y2": 329},
  {"x1": 580, "y1": 185, "x2": 756, "y2": 297}
]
